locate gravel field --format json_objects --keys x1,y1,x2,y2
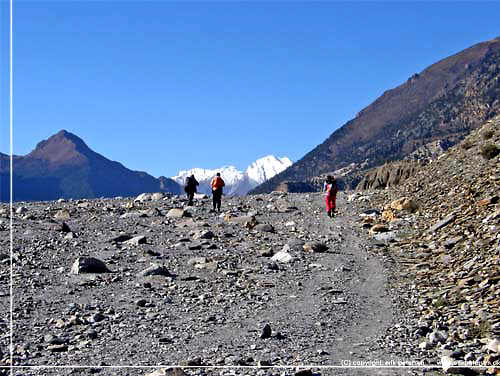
[{"x1": 0, "y1": 192, "x2": 443, "y2": 375}]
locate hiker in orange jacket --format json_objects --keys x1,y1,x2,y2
[
  {"x1": 324, "y1": 175, "x2": 338, "y2": 217},
  {"x1": 210, "y1": 172, "x2": 225, "y2": 212}
]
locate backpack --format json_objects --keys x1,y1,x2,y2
[
  {"x1": 212, "y1": 176, "x2": 224, "y2": 189},
  {"x1": 184, "y1": 176, "x2": 196, "y2": 192},
  {"x1": 326, "y1": 181, "x2": 337, "y2": 195}
]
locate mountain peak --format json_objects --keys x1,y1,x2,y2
[{"x1": 28, "y1": 130, "x2": 91, "y2": 165}]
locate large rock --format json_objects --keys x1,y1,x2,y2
[
  {"x1": 271, "y1": 251, "x2": 293, "y2": 263},
  {"x1": 151, "y1": 192, "x2": 165, "y2": 201},
  {"x1": 135, "y1": 193, "x2": 152, "y2": 202},
  {"x1": 71, "y1": 257, "x2": 110, "y2": 274},
  {"x1": 167, "y1": 208, "x2": 191, "y2": 218},
  {"x1": 389, "y1": 197, "x2": 419, "y2": 212},
  {"x1": 54, "y1": 209, "x2": 71, "y2": 220},
  {"x1": 303, "y1": 242, "x2": 328, "y2": 253},
  {"x1": 254, "y1": 224, "x2": 275, "y2": 233}
]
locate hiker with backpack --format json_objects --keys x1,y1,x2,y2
[
  {"x1": 324, "y1": 175, "x2": 338, "y2": 217},
  {"x1": 184, "y1": 174, "x2": 199, "y2": 206},
  {"x1": 210, "y1": 172, "x2": 225, "y2": 212}
]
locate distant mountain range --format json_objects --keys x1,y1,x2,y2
[
  {"x1": 251, "y1": 37, "x2": 500, "y2": 193},
  {"x1": 172, "y1": 156, "x2": 292, "y2": 195},
  {"x1": 0, "y1": 130, "x2": 181, "y2": 202}
]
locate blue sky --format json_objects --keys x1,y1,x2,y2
[{"x1": 1, "y1": 1, "x2": 500, "y2": 178}]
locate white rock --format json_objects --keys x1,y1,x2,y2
[
  {"x1": 487, "y1": 338, "x2": 500, "y2": 353},
  {"x1": 271, "y1": 251, "x2": 292, "y2": 263},
  {"x1": 16, "y1": 206, "x2": 28, "y2": 214},
  {"x1": 151, "y1": 192, "x2": 165, "y2": 201},
  {"x1": 135, "y1": 193, "x2": 151, "y2": 202}
]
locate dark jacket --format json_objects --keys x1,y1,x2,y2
[{"x1": 184, "y1": 176, "x2": 199, "y2": 193}]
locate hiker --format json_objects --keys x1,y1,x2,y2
[
  {"x1": 184, "y1": 174, "x2": 199, "y2": 206},
  {"x1": 210, "y1": 172, "x2": 225, "y2": 212},
  {"x1": 324, "y1": 175, "x2": 338, "y2": 217}
]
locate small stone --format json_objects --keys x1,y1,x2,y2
[
  {"x1": 124, "y1": 235, "x2": 147, "y2": 246},
  {"x1": 428, "y1": 214, "x2": 455, "y2": 233},
  {"x1": 48, "y1": 344, "x2": 68, "y2": 352},
  {"x1": 138, "y1": 264, "x2": 171, "y2": 277},
  {"x1": 303, "y1": 242, "x2": 328, "y2": 253},
  {"x1": 259, "y1": 248, "x2": 274, "y2": 257},
  {"x1": 428, "y1": 330, "x2": 447, "y2": 345},
  {"x1": 419, "y1": 341, "x2": 432, "y2": 350},
  {"x1": 260, "y1": 324, "x2": 272, "y2": 339},
  {"x1": 90, "y1": 313, "x2": 105, "y2": 323},
  {"x1": 193, "y1": 230, "x2": 214, "y2": 240}
]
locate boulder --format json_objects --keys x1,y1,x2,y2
[
  {"x1": 254, "y1": 224, "x2": 275, "y2": 233},
  {"x1": 54, "y1": 209, "x2": 70, "y2": 220},
  {"x1": 135, "y1": 193, "x2": 151, "y2": 202},
  {"x1": 151, "y1": 192, "x2": 165, "y2": 201},
  {"x1": 71, "y1": 257, "x2": 110, "y2": 274},
  {"x1": 303, "y1": 242, "x2": 328, "y2": 253},
  {"x1": 390, "y1": 197, "x2": 419, "y2": 212},
  {"x1": 138, "y1": 264, "x2": 171, "y2": 277},
  {"x1": 370, "y1": 224, "x2": 389, "y2": 233},
  {"x1": 167, "y1": 208, "x2": 191, "y2": 218},
  {"x1": 271, "y1": 251, "x2": 292, "y2": 263}
]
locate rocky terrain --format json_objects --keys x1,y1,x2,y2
[
  {"x1": 4, "y1": 114, "x2": 500, "y2": 376},
  {"x1": 1, "y1": 187, "x2": 441, "y2": 376},
  {"x1": 350, "y1": 113, "x2": 500, "y2": 375}
]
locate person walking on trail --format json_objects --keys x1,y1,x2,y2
[
  {"x1": 324, "y1": 175, "x2": 338, "y2": 217},
  {"x1": 184, "y1": 174, "x2": 199, "y2": 207},
  {"x1": 211, "y1": 172, "x2": 225, "y2": 212}
]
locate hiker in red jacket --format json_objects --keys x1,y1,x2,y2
[
  {"x1": 324, "y1": 175, "x2": 338, "y2": 217},
  {"x1": 210, "y1": 172, "x2": 225, "y2": 212}
]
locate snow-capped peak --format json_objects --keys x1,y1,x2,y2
[
  {"x1": 246, "y1": 156, "x2": 293, "y2": 184},
  {"x1": 171, "y1": 155, "x2": 293, "y2": 195}
]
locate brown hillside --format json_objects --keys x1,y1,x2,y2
[{"x1": 253, "y1": 37, "x2": 500, "y2": 193}]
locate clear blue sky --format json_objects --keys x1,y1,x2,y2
[{"x1": 1, "y1": 1, "x2": 500, "y2": 178}]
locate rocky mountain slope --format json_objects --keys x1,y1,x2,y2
[
  {"x1": 172, "y1": 156, "x2": 292, "y2": 196},
  {"x1": 252, "y1": 37, "x2": 500, "y2": 193},
  {"x1": 349, "y1": 112, "x2": 500, "y2": 374},
  {"x1": 0, "y1": 130, "x2": 180, "y2": 202}
]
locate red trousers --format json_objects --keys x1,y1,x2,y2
[{"x1": 325, "y1": 194, "x2": 336, "y2": 213}]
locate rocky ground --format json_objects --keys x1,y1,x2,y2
[
  {"x1": 4, "y1": 115, "x2": 500, "y2": 376},
  {"x1": 349, "y1": 114, "x2": 500, "y2": 376},
  {"x1": 0, "y1": 188, "x2": 440, "y2": 376}
]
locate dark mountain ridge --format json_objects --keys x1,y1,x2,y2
[
  {"x1": 0, "y1": 130, "x2": 180, "y2": 202},
  {"x1": 252, "y1": 37, "x2": 500, "y2": 193}
]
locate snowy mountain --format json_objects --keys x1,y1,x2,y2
[{"x1": 172, "y1": 156, "x2": 293, "y2": 195}]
